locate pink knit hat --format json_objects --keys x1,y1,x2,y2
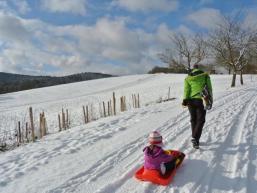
[{"x1": 148, "y1": 131, "x2": 163, "y2": 146}]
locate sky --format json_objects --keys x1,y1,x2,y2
[{"x1": 0, "y1": 0, "x2": 257, "y2": 76}]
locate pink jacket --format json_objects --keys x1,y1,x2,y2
[{"x1": 143, "y1": 145, "x2": 174, "y2": 170}]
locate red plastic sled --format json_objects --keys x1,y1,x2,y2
[{"x1": 134, "y1": 150, "x2": 185, "y2": 186}]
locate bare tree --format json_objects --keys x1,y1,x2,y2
[
  {"x1": 158, "y1": 33, "x2": 207, "y2": 71},
  {"x1": 208, "y1": 14, "x2": 257, "y2": 87}
]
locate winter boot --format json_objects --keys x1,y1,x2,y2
[{"x1": 191, "y1": 138, "x2": 199, "y2": 149}]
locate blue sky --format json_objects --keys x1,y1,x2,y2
[{"x1": 0, "y1": 0, "x2": 257, "y2": 76}]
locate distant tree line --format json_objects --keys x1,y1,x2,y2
[
  {"x1": 148, "y1": 64, "x2": 216, "y2": 74},
  {"x1": 148, "y1": 66, "x2": 187, "y2": 74},
  {"x1": 0, "y1": 72, "x2": 113, "y2": 94}
]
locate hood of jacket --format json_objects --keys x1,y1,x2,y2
[{"x1": 187, "y1": 69, "x2": 207, "y2": 80}]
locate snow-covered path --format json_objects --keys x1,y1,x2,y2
[{"x1": 0, "y1": 75, "x2": 257, "y2": 193}]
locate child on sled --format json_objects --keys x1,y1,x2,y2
[{"x1": 143, "y1": 131, "x2": 185, "y2": 175}]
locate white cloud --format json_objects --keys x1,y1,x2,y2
[
  {"x1": 12, "y1": 0, "x2": 31, "y2": 14},
  {"x1": 0, "y1": 13, "x2": 30, "y2": 42},
  {"x1": 54, "y1": 17, "x2": 147, "y2": 64},
  {"x1": 244, "y1": 9, "x2": 257, "y2": 30},
  {"x1": 0, "y1": 11, "x2": 175, "y2": 75},
  {"x1": 112, "y1": 0, "x2": 178, "y2": 12},
  {"x1": 176, "y1": 25, "x2": 194, "y2": 35},
  {"x1": 0, "y1": 13, "x2": 62, "y2": 74},
  {"x1": 0, "y1": 16, "x2": 135, "y2": 75},
  {"x1": 187, "y1": 8, "x2": 223, "y2": 29},
  {"x1": 41, "y1": 0, "x2": 87, "y2": 16}
]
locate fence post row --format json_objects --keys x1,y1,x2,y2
[{"x1": 7, "y1": 92, "x2": 144, "y2": 149}]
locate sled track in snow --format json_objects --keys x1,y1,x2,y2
[
  {"x1": 186, "y1": 87, "x2": 257, "y2": 193},
  {"x1": 246, "y1": 100, "x2": 257, "y2": 193}
]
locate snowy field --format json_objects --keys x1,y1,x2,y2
[{"x1": 0, "y1": 73, "x2": 257, "y2": 193}]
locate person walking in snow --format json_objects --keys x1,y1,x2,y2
[{"x1": 182, "y1": 64, "x2": 213, "y2": 149}]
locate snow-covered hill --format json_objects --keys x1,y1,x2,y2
[{"x1": 0, "y1": 74, "x2": 257, "y2": 193}]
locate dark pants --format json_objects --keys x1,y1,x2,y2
[
  {"x1": 163, "y1": 153, "x2": 185, "y2": 175},
  {"x1": 164, "y1": 159, "x2": 176, "y2": 174},
  {"x1": 188, "y1": 99, "x2": 206, "y2": 142}
]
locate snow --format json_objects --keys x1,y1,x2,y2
[{"x1": 0, "y1": 73, "x2": 257, "y2": 193}]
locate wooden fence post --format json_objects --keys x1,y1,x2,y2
[
  {"x1": 113, "y1": 92, "x2": 116, "y2": 115},
  {"x1": 120, "y1": 97, "x2": 123, "y2": 112},
  {"x1": 18, "y1": 121, "x2": 21, "y2": 144},
  {"x1": 123, "y1": 96, "x2": 126, "y2": 111},
  {"x1": 86, "y1": 105, "x2": 89, "y2": 123},
  {"x1": 108, "y1": 101, "x2": 111, "y2": 116},
  {"x1": 66, "y1": 109, "x2": 69, "y2": 129},
  {"x1": 120, "y1": 96, "x2": 125, "y2": 112},
  {"x1": 25, "y1": 122, "x2": 28, "y2": 142},
  {"x1": 103, "y1": 102, "x2": 106, "y2": 117},
  {"x1": 83, "y1": 106, "x2": 86, "y2": 124},
  {"x1": 29, "y1": 107, "x2": 35, "y2": 142},
  {"x1": 58, "y1": 114, "x2": 61, "y2": 131},
  {"x1": 110, "y1": 100, "x2": 113, "y2": 115},
  {"x1": 39, "y1": 113, "x2": 43, "y2": 138},
  {"x1": 62, "y1": 108, "x2": 65, "y2": 130},
  {"x1": 133, "y1": 94, "x2": 137, "y2": 108},
  {"x1": 42, "y1": 112, "x2": 47, "y2": 136}
]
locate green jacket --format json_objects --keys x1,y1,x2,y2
[{"x1": 183, "y1": 69, "x2": 213, "y2": 99}]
